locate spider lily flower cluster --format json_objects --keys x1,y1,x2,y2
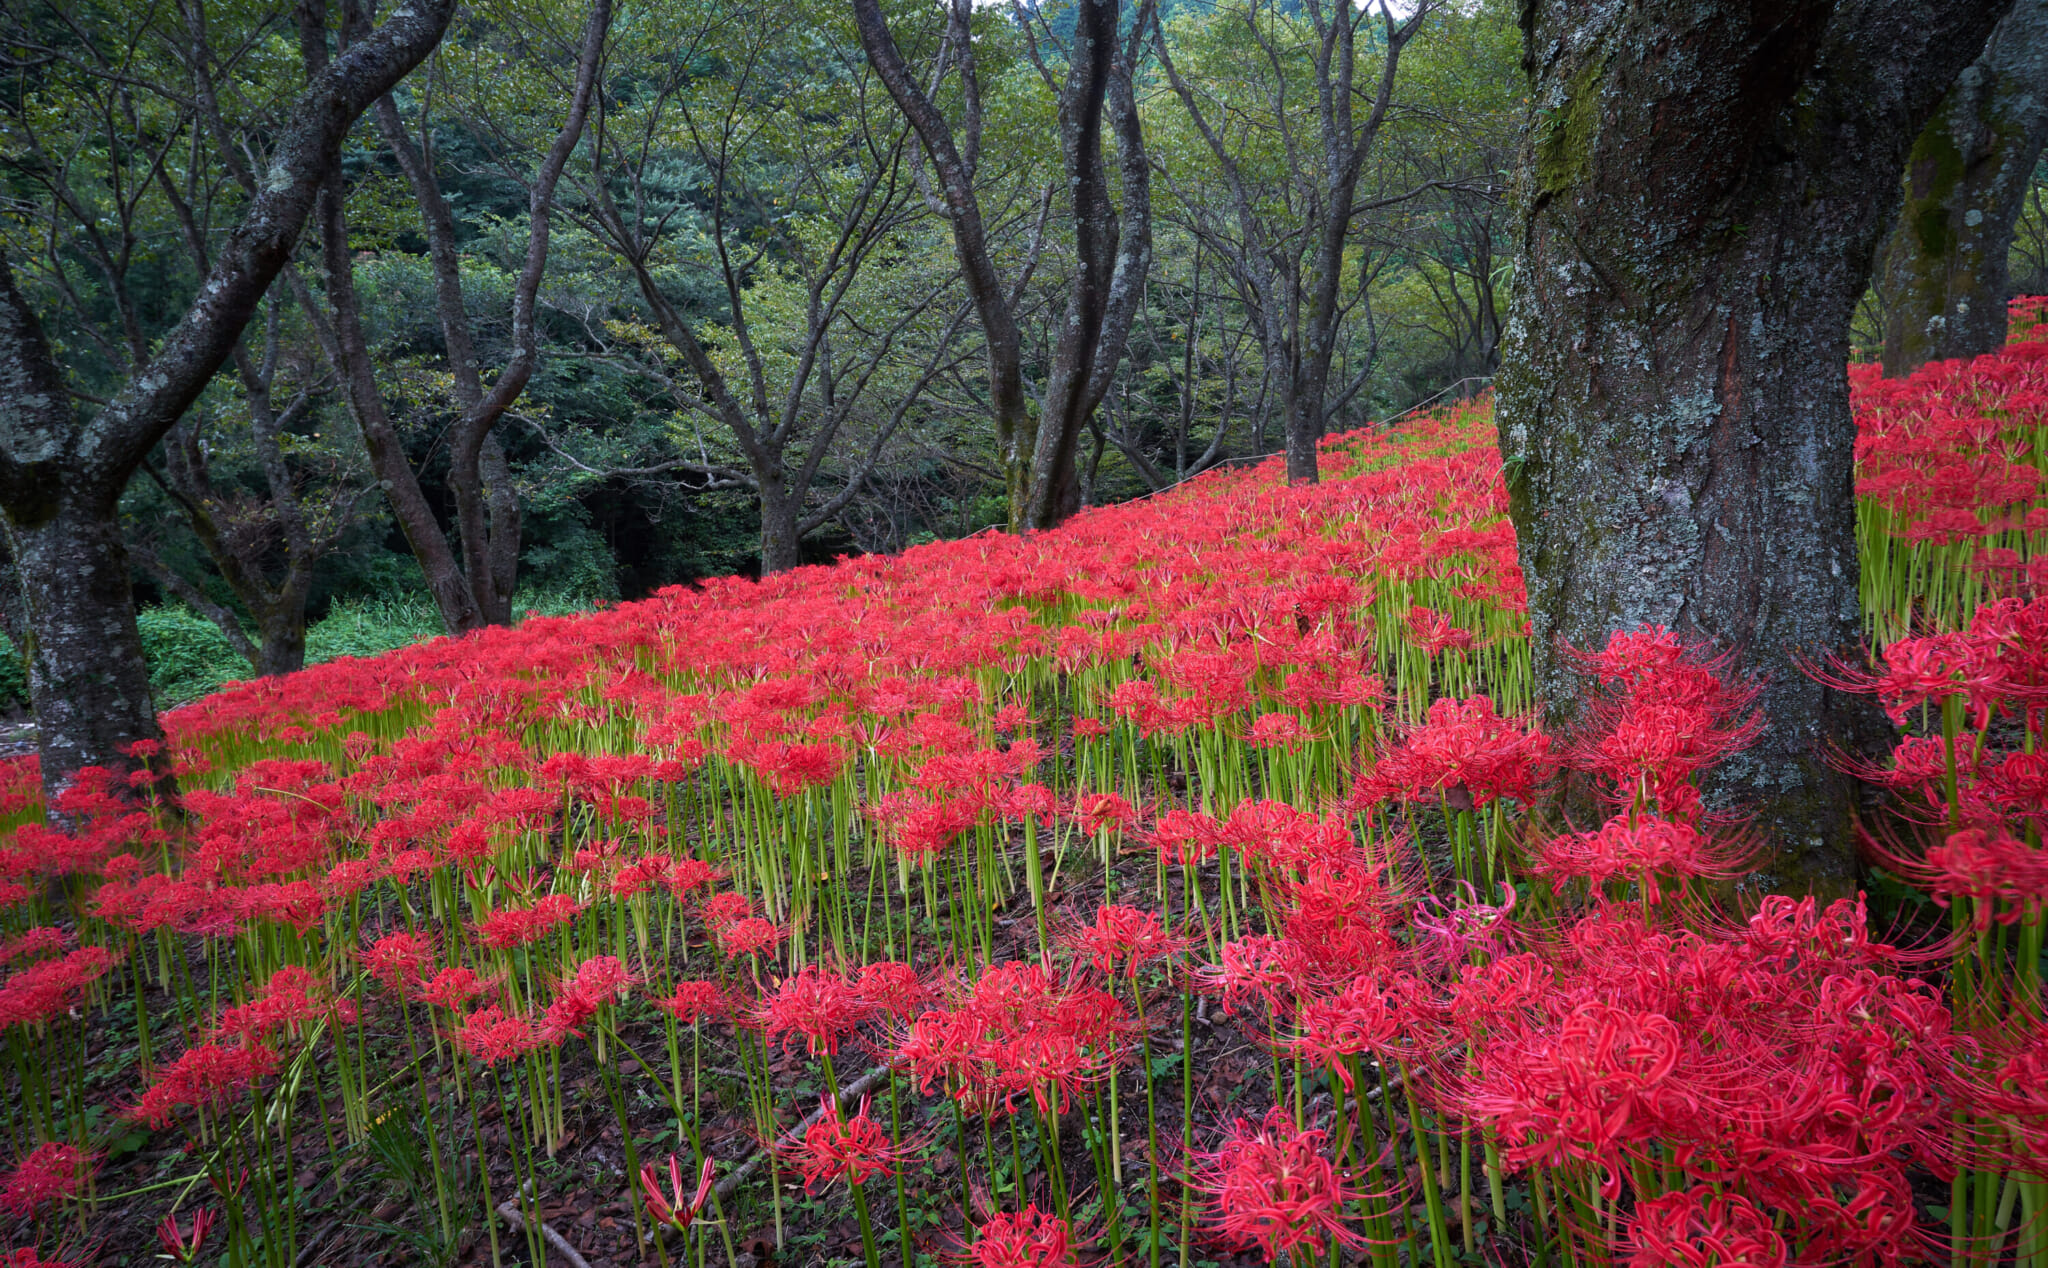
[{"x1": 0, "y1": 331, "x2": 2043, "y2": 1268}]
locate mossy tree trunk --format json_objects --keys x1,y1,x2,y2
[
  {"x1": 1877, "y1": 0, "x2": 2048, "y2": 375},
  {"x1": 1497, "y1": 0, "x2": 2011, "y2": 894},
  {"x1": 0, "y1": 0, "x2": 455, "y2": 807}
]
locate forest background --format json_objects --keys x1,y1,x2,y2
[{"x1": 0, "y1": 0, "x2": 2043, "y2": 710}]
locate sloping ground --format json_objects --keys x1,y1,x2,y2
[{"x1": 0, "y1": 308, "x2": 2041, "y2": 1267}]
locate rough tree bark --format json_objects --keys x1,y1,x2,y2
[
  {"x1": 0, "y1": 0, "x2": 455, "y2": 807},
  {"x1": 853, "y1": 0, "x2": 1153, "y2": 531},
  {"x1": 1877, "y1": 0, "x2": 2048, "y2": 374},
  {"x1": 1497, "y1": 0, "x2": 2012, "y2": 894}
]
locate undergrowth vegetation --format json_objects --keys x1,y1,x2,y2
[{"x1": 0, "y1": 301, "x2": 2044, "y2": 1268}]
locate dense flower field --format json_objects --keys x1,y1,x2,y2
[{"x1": 0, "y1": 301, "x2": 2043, "y2": 1268}]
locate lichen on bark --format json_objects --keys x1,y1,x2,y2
[{"x1": 1499, "y1": 0, "x2": 2012, "y2": 894}]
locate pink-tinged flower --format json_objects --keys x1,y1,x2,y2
[
  {"x1": 957, "y1": 1204, "x2": 1081, "y2": 1266},
  {"x1": 0, "y1": 1142, "x2": 95, "y2": 1216},
  {"x1": 1192, "y1": 1107, "x2": 1363, "y2": 1262},
  {"x1": 157, "y1": 1206, "x2": 219, "y2": 1264},
  {"x1": 2, "y1": 1249, "x2": 83, "y2": 1268},
  {"x1": 1064, "y1": 904, "x2": 1188, "y2": 977},
  {"x1": 1627, "y1": 1186, "x2": 1787, "y2": 1268},
  {"x1": 653, "y1": 979, "x2": 727, "y2": 1024},
  {"x1": 1070, "y1": 717, "x2": 1109, "y2": 742},
  {"x1": 756, "y1": 966, "x2": 875, "y2": 1056},
  {"x1": 641, "y1": 1154, "x2": 715, "y2": 1231},
  {"x1": 779, "y1": 1095, "x2": 919, "y2": 1191}
]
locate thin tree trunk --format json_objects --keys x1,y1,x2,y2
[
  {"x1": 1497, "y1": 0, "x2": 2010, "y2": 894},
  {"x1": 1878, "y1": 0, "x2": 2048, "y2": 374}
]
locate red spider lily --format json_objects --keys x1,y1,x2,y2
[
  {"x1": 2, "y1": 1250, "x2": 83, "y2": 1268},
  {"x1": 778, "y1": 1094, "x2": 921, "y2": 1191},
  {"x1": 1465, "y1": 1002, "x2": 1689, "y2": 1191},
  {"x1": 156, "y1": 1206, "x2": 218, "y2": 1264},
  {"x1": 0, "y1": 1143, "x2": 95, "y2": 1216},
  {"x1": 1354, "y1": 695, "x2": 1552, "y2": 813},
  {"x1": 416, "y1": 966, "x2": 495, "y2": 1012},
  {"x1": 956, "y1": 1204, "x2": 1082, "y2": 1267},
  {"x1": 853, "y1": 961, "x2": 931, "y2": 1021},
  {"x1": 1626, "y1": 1186, "x2": 1787, "y2": 1268},
  {"x1": 0, "y1": 946, "x2": 118, "y2": 1033},
  {"x1": 1063, "y1": 904, "x2": 1188, "y2": 977},
  {"x1": 539, "y1": 956, "x2": 635, "y2": 1043},
  {"x1": 756, "y1": 966, "x2": 875, "y2": 1056},
  {"x1": 663, "y1": 857, "x2": 725, "y2": 900},
  {"x1": 1891, "y1": 826, "x2": 2048, "y2": 928},
  {"x1": 1224, "y1": 799, "x2": 1354, "y2": 874},
  {"x1": 1073, "y1": 792, "x2": 1137, "y2": 835},
  {"x1": 361, "y1": 930, "x2": 436, "y2": 998},
  {"x1": 1244, "y1": 712, "x2": 1314, "y2": 752},
  {"x1": 1193, "y1": 935, "x2": 1311, "y2": 1018},
  {"x1": 653, "y1": 979, "x2": 728, "y2": 1024},
  {"x1": 1529, "y1": 815, "x2": 1749, "y2": 903},
  {"x1": 640, "y1": 1154, "x2": 715, "y2": 1231},
  {"x1": 898, "y1": 961, "x2": 1129, "y2": 1115},
  {"x1": 1289, "y1": 971, "x2": 1429, "y2": 1087},
  {"x1": 457, "y1": 1005, "x2": 537, "y2": 1066},
  {"x1": 1191, "y1": 1107, "x2": 1364, "y2": 1262},
  {"x1": 129, "y1": 1042, "x2": 281, "y2": 1128},
  {"x1": 719, "y1": 915, "x2": 786, "y2": 960},
  {"x1": 212, "y1": 966, "x2": 357, "y2": 1045},
  {"x1": 699, "y1": 891, "x2": 753, "y2": 932},
  {"x1": 1558, "y1": 629, "x2": 1763, "y2": 812},
  {"x1": 471, "y1": 893, "x2": 582, "y2": 951},
  {"x1": 1149, "y1": 807, "x2": 1222, "y2": 866},
  {"x1": 1406, "y1": 605, "x2": 1474, "y2": 655},
  {"x1": 0, "y1": 927, "x2": 68, "y2": 965}
]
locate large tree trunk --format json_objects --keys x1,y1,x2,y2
[
  {"x1": 1877, "y1": 0, "x2": 2048, "y2": 374},
  {"x1": 0, "y1": 0, "x2": 452, "y2": 807},
  {"x1": 758, "y1": 470, "x2": 804, "y2": 576},
  {"x1": 1497, "y1": 0, "x2": 2011, "y2": 895},
  {"x1": 14, "y1": 495, "x2": 163, "y2": 801}
]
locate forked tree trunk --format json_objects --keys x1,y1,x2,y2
[
  {"x1": 1497, "y1": 0, "x2": 2011, "y2": 894},
  {"x1": 1877, "y1": 0, "x2": 2048, "y2": 375}
]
